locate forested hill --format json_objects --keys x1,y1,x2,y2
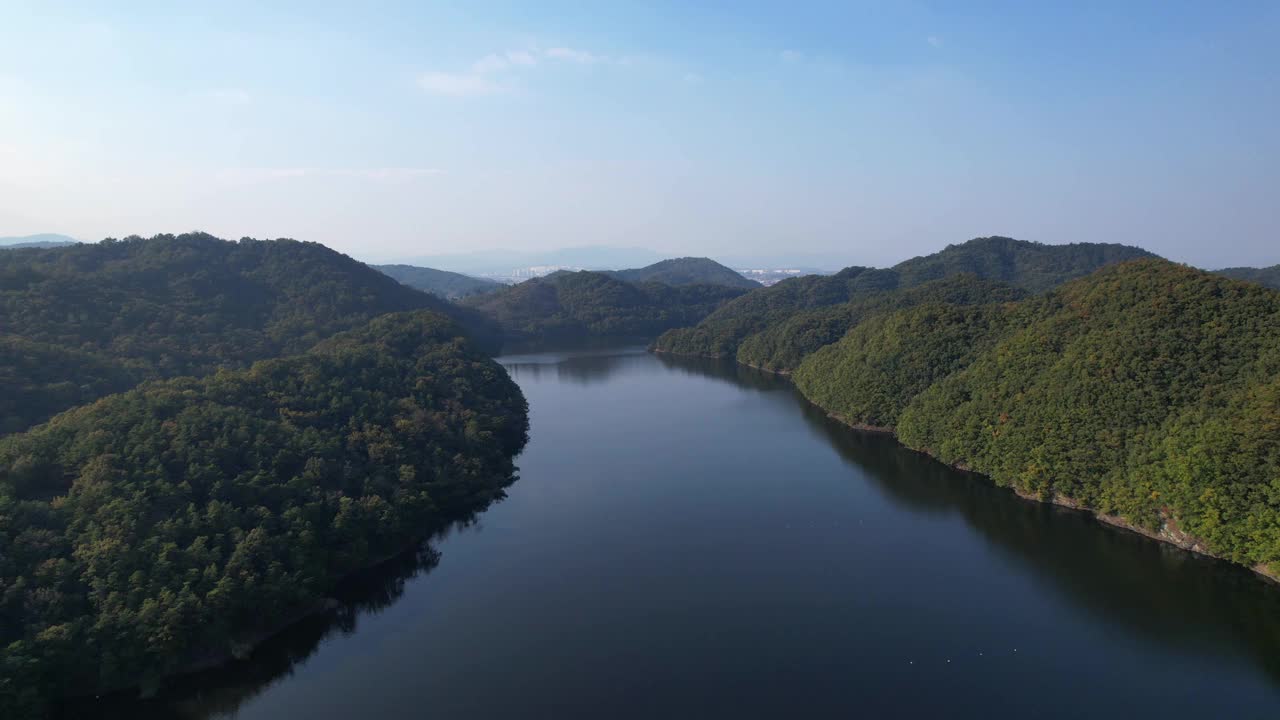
[
  {"x1": 0, "y1": 233, "x2": 501, "y2": 433},
  {"x1": 0, "y1": 311, "x2": 529, "y2": 715},
  {"x1": 735, "y1": 275, "x2": 1027, "y2": 373},
  {"x1": 1217, "y1": 264, "x2": 1280, "y2": 290},
  {"x1": 607, "y1": 257, "x2": 760, "y2": 289},
  {"x1": 893, "y1": 236, "x2": 1154, "y2": 292},
  {"x1": 792, "y1": 259, "x2": 1280, "y2": 579},
  {"x1": 653, "y1": 237, "x2": 1153, "y2": 368},
  {"x1": 375, "y1": 263, "x2": 503, "y2": 299},
  {"x1": 463, "y1": 270, "x2": 749, "y2": 346}
]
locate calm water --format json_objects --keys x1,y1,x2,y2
[{"x1": 91, "y1": 347, "x2": 1280, "y2": 719}]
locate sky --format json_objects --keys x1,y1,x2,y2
[{"x1": 0, "y1": 0, "x2": 1276, "y2": 269}]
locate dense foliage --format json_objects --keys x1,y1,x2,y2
[
  {"x1": 1217, "y1": 265, "x2": 1280, "y2": 291},
  {"x1": 606, "y1": 257, "x2": 760, "y2": 289},
  {"x1": 375, "y1": 264, "x2": 503, "y2": 299},
  {"x1": 736, "y1": 275, "x2": 1026, "y2": 372},
  {"x1": 892, "y1": 235, "x2": 1153, "y2": 293},
  {"x1": 0, "y1": 337, "x2": 139, "y2": 435},
  {"x1": 793, "y1": 301, "x2": 1019, "y2": 428},
  {"x1": 654, "y1": 237, "x2": 1152, "y2": 365},
  {"x1": 791, "y1": 259, "x2": 1280, "y2": 576},
  {"x1": 0, "y1": 234, "x2": 501, "y2": 433},
  {"x1": 464, "y1": 270, "x2": 749, "y2": 346},
  {"x1": 0, "y1": 311, "x2": 528, "y2": 714}
]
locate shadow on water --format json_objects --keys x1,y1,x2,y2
[
  {"x1": 654, "y1": 350, "x2": 1280, "y2": 687},
  {"x1": 500, "y1": 345, "x2": 652, "y2": 386},
  {"x1": 59, "y1": 509, "x2": 500, "y2": 720}
]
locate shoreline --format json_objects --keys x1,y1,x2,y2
[
  {"x1": 70, "y1": 491, "x2": 505, "y2": 707},
  {"x1": 651, "y1": 346, "x2": 1280, "y2": 587},
  {"x1": 823, "y1": 392, "x2": 1280, "y2": 586}
]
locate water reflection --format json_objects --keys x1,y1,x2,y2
[
  {"x1": 61, "y1": 512, "x2": 498, "y2": 719},
  {"x1": 500, "y1": 346, "x2": 652, "y2": 386},
  {"x1": 82, "y1": 347, "x2": 1280, "y2": 717},
  {"x1": 655, "y1": 350, "x2": 1280, "y2": 686}
]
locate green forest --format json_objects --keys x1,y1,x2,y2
[
  {"x1": 0, "y1": 311, "x2": 528, "y2": 715},
  {"x1": 5, "y1": 232, "x2": 1280, "y2": 713},
  {"x1": 0, "y1": 235, "x2": 531, "y2": 715},
  {"x1": 791, "y1": 259, "x2": 1280, "y2": 576},
  {"x1": 653, "y1": 236, "x2": 1153, "y2": 367},
  {"x1": 0, "y1": 234, "x2": 501, "y2": 433},
  {"x1": 463, "y1": 270, "x2": 749, "y2": 346},
  {"x1": 605, "y1": 257, "x2": 761, "y2": 289}
]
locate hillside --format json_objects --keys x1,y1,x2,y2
[
  {"x1": 0, "y1": 311, "x2": 528, "y2": 714},
  {"x1": 792, "y1": 259, "x2": 1280, "y2": 577},
  {"x1": 463, "y1": 270, "x2": 749, "y2": 346},
  {"x1": 0, "y1": 233, "x2": 500, "y2": 433},
  {"x1": 654, "y1": 237, "x2": 1154, "y2": 366},
  {"x1": 735, "y1": 275, "x2": 1027, "y2": 373},
  {"x1": 608, "y1": 257, "x2": 760, "y2": 289},
  {"x1": 1217, "y1": 265, "x2": 1280, "y2": 290},
  {"x1": 375, "y1": 263, "x2": 503, "y2": 299},
  {"x1": 893, "y1": 236, "x2": 1154, "y2": 292}
]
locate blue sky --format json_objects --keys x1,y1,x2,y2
[{"x1": 0, "y1": 1, "x2": 1276, "y2": 268}]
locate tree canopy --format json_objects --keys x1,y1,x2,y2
[
  {"x1": 790, "y1": 259, "x2": 1280, "y2": 577},
  {"x1": 606, "y1": 257, "x2": 760, "y2": 289},
  {"x1": 0, "y1": 233, "x2": 500, "y2": 433},
  {"x1": 0, "y1": 311, "x2": 528, "y2": 715},
  {"x1": 654, "y1": 236, "x2": 1153, "y2": 366}
]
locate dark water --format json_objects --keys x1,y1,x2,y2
[{"x1": 93, "y1": 347, "x2": 1280, "y2": 719}]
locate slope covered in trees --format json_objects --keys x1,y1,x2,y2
[
  {"x1": 0, "y1": 311, "x2": 528, "y2": 715},
  {"x1": 1217, "y1": 265, "x2": 1280, "y2": 291},
  {"x1": 791, "y1": 259, "x2": 1280, "y2": 577},
  {"x1": 375, "y1": 263, "x2": 503, "y2": 299},
  {"x1": 463, "y1": 270, "x2": 749, "y2": 346},
  {"x1": 892, "y1": 235, "x2": 1154, "y2": 292},
  {"x1": 735, "y1": 275, "x2": 1027, "y2": 373},
  {"x1": 607, "y1": 257, "x2": 760, "y2": 289},
  {"x1": 0, "y1": 337, "x2": 139, "y2": 435},
  {"x1": 0, "y1": 234, "x2": 500, "y2": 433},
  {"x1": 654, "y1": 237, "x2": 1153, "y2": 366}
]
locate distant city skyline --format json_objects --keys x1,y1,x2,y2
[{"x1": 1, "y1": 1, "x2": 1277, "y2": 268}]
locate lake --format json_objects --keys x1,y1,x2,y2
[{"x1": 91, "y1": 347, "x2": 1280, "y2": 718}]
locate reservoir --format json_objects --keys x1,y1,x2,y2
[{"x1": 98, "y1": 347, "x2": 1280, "y2": 718}]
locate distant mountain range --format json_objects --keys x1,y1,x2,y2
[
  {"x1": 393, "y1": 246, "x2": 666, "y2": 275},
  {"x1": 374, "y1": 264, "x2": 503, "y2": 299},
  {"x1": 654, "y1": 236, "x2": 1159, "y2": 368},
  {"x1": 0, "y1": 234, "x2": 79, "y2": 249},
  {"x1": 1217, "y1": 264, "x2": 1280, "y2": 290},
  {"x1": 605, "y1": 257, "x2": 760, "y2": 289}
]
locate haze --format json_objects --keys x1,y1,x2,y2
[{"x1": 1, "y1": 1, "x2": 1276, "y2": 268}]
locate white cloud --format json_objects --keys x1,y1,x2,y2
[
  {"x1": 927, "y1": 36, "x2": 942, "y2": 48},
  {"x1": 506, "y1": 50, "x2": 538, "y2": 66},
  {"x1": 683, "y1": 73, "x2": 703, "y2": 84},
  {"x1": 218, "y1": 167, "x2": 444, "y2": 184},
  {"x1": 779, "y1": 49, "x2": 803, "y2": 63},
  {"x1": 472, "y1": 54, "x2": 510, "y2": 74},
  {"x1": 418, "y1": 71, "x2": 503, "y2": 96},
  {"x1": 417, "y1": 45, "x2": 635, "y2": 97},
  {"x1": 472, "y1": 49, "x2": 543, "y2": 74},
  {"x1": 545, "y1": 47, "x2": 602, "y2": 64}
]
